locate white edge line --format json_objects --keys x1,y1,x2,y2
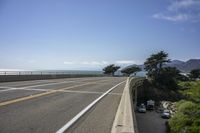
[{"x1": 56, "y1": 80, "x2": 126, "y2": 133}]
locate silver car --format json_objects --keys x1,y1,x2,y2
[
  {"x1": 161, "y1": 109, "x2": 170, "y2": 119},
  {"x1": 137, "y1": 104, "x2": 146, "y2": 113}
]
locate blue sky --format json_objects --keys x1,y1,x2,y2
[{"x1": 0, "y1": 0, "x2": 200, "y2": 70}]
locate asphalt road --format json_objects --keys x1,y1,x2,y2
[
  {"x1": 0, "y1": 77, "x2": 126, "y2": 133},
  {"x1": 136, "y1": 111, "x2": 168, "y2": 133}
]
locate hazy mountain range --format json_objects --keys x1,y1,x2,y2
[
  {"x1": 124, "y1": 59, "x2": 200, "y2": 73},
  {"x1": 167, "y1": 59, "x2": 200, "y2": 72}
]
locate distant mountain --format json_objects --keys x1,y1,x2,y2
[
  {"x1": 123, "y1": 59, "x2": 200, "y2": 73},
  {"x1": 167, "y1": 60, "x2": 185, "y2": 70},
  {"x1": 168, "y1": 59, "x2": 200, "y2": 72},
  {"x1": 168, "y1": 60, "x2": 185, "y2": 66}
]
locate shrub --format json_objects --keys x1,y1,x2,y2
[
  {"x1": 169, "y1": 94, "x2": 200, "y2": 133},
  {"x1": 169, "y1": 113, "x2": 190, "y2": 133}
]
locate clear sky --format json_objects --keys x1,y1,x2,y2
[{"x1": 0, "y1": 0, "x2": 200, "y2": 70}]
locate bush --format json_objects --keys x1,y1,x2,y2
[
  {"x1": 177, "y1": 101, "x2": 200, "y2": 117},
  {"x1": 169, "y1": 81, "x2": 200, "y2": 133},
  {"x1": 169, "y1": 103, "x2": 200, "y2": 133},
  {"x1": 169, "y1": 113, "x2": 190, "y2": 133},
  {"x1": 187, "y1": 126, "x2": 200, "y2": 133},
  {"x1": 183, "y1": 86, "x2": 200, "y2": 103}
]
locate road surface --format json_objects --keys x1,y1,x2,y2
[
  {"x1": 136, "y1": 111, "x2": 168, "y2": 133},
  {"x1": 0, "y1": 77, "x2": 126, "y2": 133}
]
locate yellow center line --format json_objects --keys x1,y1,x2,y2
[{"x1": 0, "y1": 81, "x2": 98, "y2": 107}]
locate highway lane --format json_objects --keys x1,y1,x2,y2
[
  {"x1": 0, "y1": 77, "x2": 116, "y2": 102},
  {"x1": 0, "y1": 77, "x2": 111, "y2": 88},
  {"x1": 0, "y1": 77, "x2": 126, "y2": 133},
  {"x1": 67, "y1": 83, "x2": 125, "y2": 133}
]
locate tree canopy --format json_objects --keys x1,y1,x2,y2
[
  {"x1": 121, "y1": 66, "x2": 141, "y2": 76},
  {"x1": 144, "y1": 51, "x2": 180, "y2": 90},
  {"x1": 156, "y1": 67, "x2": 180, "y2": 90},
  {"x1": 144, "y1": 51, "x2": 170, "y2": 79},
  {"x1": 103, "y1": 64, "x2": 120, "y2": 76},
  {"x1": 189, "y1": 69, "x2": 200, "y2": 79}
]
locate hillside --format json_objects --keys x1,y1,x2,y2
[
  {"x1": 123, "y1": 59, "x2": 200, "y2": 73},
  {"x1": 168, "y1": 59, "x2": 200, "y2": 72}
]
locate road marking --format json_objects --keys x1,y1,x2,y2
[
  {"x1": 0, "y1": 79, "x2": 121, "y2": 107},
  {"x1": 0, "y1": 82, "x2": 98, "y2": 107},
  {"x1": 0, "y1": 86, "x2": 16, "y2": 89},
  {"x1": 56, "y1": 81, "x2": 126, "y2": 133},
  {"x1": 0, "y1": 78, "x2": 111, "y2": 93},
  {"x1": 0, "y1": 81, "x2": 75, "y2": 93},
  {"x1": 0, "y1": 88, "x2": 19, "y2": 92},
  {"x1": 0, "y1": 90, "x2": 58, "y2": 107},
  {"x1": 56, "y1": 90, "x2": 122, "y2": 95},
  {"x1": 0, "y1": 87, "x2": 122, "y2": 96},
  {"x1": 15, "y1": 81, "x2": 75, "y2": 89},
  {"x1": 16, "y1": 88, "x2": 49, "y2": 92}
]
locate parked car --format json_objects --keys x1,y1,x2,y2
[
  {"x1": 161, "y1": 109, "x2": 170, "y2": 119},
  {"x1": 146, "y1": 100, "x2": 155, "y2": 110},
  {"x1": 137, "y1": 103, "x2": 146, "y2": 113}
]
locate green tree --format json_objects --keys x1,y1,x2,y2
[
  {"x1": 144, "y1": 51, "x2": 170, "y2": 79},
  {"x1": 121, "y1": 66, "x2": 141, "y2": 76},
  {"x1": 156, "y1": 67, "x2": 180, "y2": 90},
  {"x1": 189, "y1": 69, "x2": 200, "y2": 79},
  {"x1": 144, "y1": 51, "x2": 181, "y2": 90},
  {"x1": 103, "y1": 64, "x2": 120, "y2": 76}
]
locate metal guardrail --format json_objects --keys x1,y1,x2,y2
[{"x1": 0, "y1": 71, "x2": 103, "y2": 76}]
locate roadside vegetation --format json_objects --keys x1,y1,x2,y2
[
  {"x1": 135, "y1": 51, "x2": 200, "y2": 133},
  {"x1": 102, "y1": 51, "x2": 200, "y2": 133},
  {"x1": 135, "y1": 51, "x2": 183, "y2": 103},
  {"x1": 168, "y1": 81, "x2": 200, "y2": 133},
  {"x1": 188, "y1": 69, "x2": 200, "y2": 80},
  {"x1": 103, "y1": 51, "x2": 200, "y2": 133}
]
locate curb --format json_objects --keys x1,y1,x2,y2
[{"x1": 111, "y1": 77, "x2": 135, "y2": 133}]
